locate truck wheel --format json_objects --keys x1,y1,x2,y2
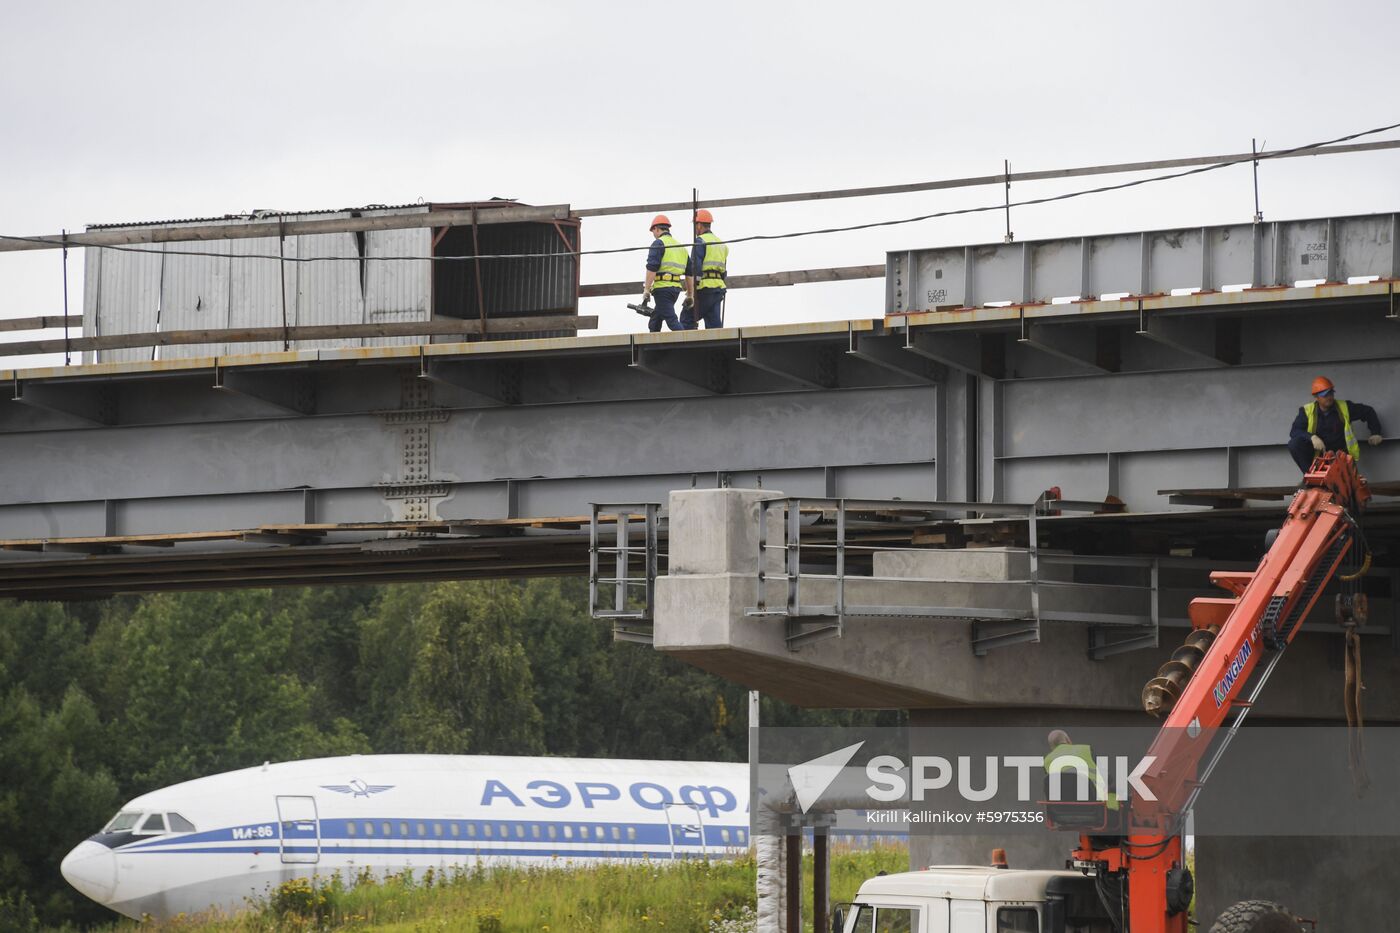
[{"x1": 1208, "y1": 899, "x2": 1301, "y2": 933}]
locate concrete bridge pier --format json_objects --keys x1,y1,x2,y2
[{"x1": 653, "y1": 486, "x2": 1400, "y2": 930}]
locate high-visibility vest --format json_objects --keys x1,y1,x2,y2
[
  {"x1": 1304, "y1": 399, "x2": 1360, "y2": 460},
  {"x1": 653, "y1": 234, "x2": 687, "y2": 289},
  {"x1": 1045, "y1": 744, "x2": 1119, "y2": 811},
  {"x1": 696, "y1": 231, "x2": 729, "y2": 290}
]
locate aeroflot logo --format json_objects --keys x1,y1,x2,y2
[
  {"x1": 322, "y1": 779, "x2": 395, "y2": 798},
  {"x1": 481, "y1": 779, "x2": 738, "y2": 818},
  {"x1": 1212, "y1": 640, "x2": 1253, "y2": 708}
]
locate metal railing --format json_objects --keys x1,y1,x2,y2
[
  {"x1": 743, "y1": 497, "x2": 1043, "y2": 654},
  {"x1": 588, "y1": 503, "x2": 662, "y2": 643},
  {"x1": 742, "y1": 497, "x2": 1170, "y2": 657}
]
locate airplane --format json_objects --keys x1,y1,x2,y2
[{"x1": 61, "y1": 753, "x2": 752, "y2": 921}]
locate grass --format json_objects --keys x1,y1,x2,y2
[{"x1": 84, "y1": 845, "x2": 908, "y2": 933}]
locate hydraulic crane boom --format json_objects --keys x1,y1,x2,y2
[{"x1": 1071, "y1": 451, "x2": 1371, "y2": 932}]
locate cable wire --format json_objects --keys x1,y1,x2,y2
[{"x1": 3, "y1": 121, "x2": 1398, "y2": 265}]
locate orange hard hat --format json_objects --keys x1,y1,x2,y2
[
  {"x1": 649, "y1": 214, "x2": 671, "y2": 229},
  {"x1": 1311, "y1": 376, "x2": 1335, "y2": 395},
  {"x1": 694, "y1": 208, "x2": 714, "y2": 224}
]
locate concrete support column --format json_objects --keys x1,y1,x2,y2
[
  {"x1": 756, "y1": 833, "x2": 785, "y2": 933},
  {"x1": 1195, "y1": 836, "x2": 1398, "y2": 928}
]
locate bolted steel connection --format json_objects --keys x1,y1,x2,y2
[{"x1": 1142, "y1": 626, "x2": 1220, "y2": 717}]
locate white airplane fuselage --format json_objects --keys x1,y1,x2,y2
[{"x1": 61, "y1": 754, "x2": 751, "y2": 920}]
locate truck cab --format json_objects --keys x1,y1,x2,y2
[{"x1": 839, "y1": 866, "x2": 1114, "y2": 933}]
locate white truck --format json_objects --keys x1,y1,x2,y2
[{"x1": 835, "y1": 865, "x2": 1114, "y2": 933}]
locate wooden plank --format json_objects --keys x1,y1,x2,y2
[
  {"x1": 0, "y1": 314, "x2": 596, "y2": 358},
  {"x1": 0, "y1": 315, "x2": 83, "y2": 332},
  {"x1": 579, "y1": 265, "x2": 885, "y2": 298},
  {"x1": 0, "y1": 530, "x2": 246, "y2": 548},
  {"x1": 0, "y1": 204, "x2": 572, "y2": 253}
]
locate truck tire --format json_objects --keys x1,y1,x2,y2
[{"x1": 1208, "y1": 899, "x2": 1301, "y2": 933}]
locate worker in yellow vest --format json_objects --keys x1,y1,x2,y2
[
  {"x1": 1288, "y1": 375, "x2": 1383, "y2": 471},
  {"x1": 642, "y1": 215, "x2": 690, "y2": 333},
  {"x1": 1044, "y1": 729, "x2": 1118, "y2": 812},
  {"x1": 682, "y1": 208, "x2": 729, "y2": 330}
]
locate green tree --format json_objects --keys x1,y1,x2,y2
[
  {"x1": 92, "y1": 590, "x2": 369, "y2": 789},
  {"x1": 363, "y1": 581, "x2": 544, "y2": 755},
  {"x1": 0, "y1": 685, "x2": 120, "y2": 926}
]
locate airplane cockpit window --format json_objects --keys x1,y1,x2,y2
[
  {"x1": 137, "y1": 813, "x2": 166, "y2": 834},
  {"x1": 104, "y1": 811, "x2": 142, "y2": 832},
  {"x1": 167, "y1": 813, "x2": 196, "y2": 833}
]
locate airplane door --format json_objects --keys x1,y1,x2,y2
[
  {"x1": 276, "y1": 796, "x2": 320, "y2": 864},
  {"x1": 664, "y1": 803, "x2": 706, "y2": 859}
]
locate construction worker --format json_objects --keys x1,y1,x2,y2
[
  {"x1": 642, "y1": 215, "x2": 690, "y2": 333},
  {"x1": 1287, "y1": 376, "x2": 1384, "y2": 471},
  {"x1": 683, "y1": 208, "x2": 729, "y2": 329},
  {"x1": 1044, "y1": 729, "x2": 1117, "y2": 812}
]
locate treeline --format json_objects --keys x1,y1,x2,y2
[{"x1": 0, "y1": 579, "x2": 902, "y2": 927}]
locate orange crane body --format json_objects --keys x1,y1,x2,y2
[{"x1": 1070, "y1": 452, "x2": 1370, "y2": 932}]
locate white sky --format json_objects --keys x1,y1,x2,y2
[{"x1": 4, "y1": 0, "x2": 1399, "y2": 368}]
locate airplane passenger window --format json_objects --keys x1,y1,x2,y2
[
  {"x1": 434, "y1": 823, "x2": 443, "y2": 838},
  {"x1": 104, "y1": 812, "x2": 142, "y2": 833},
  {"x1": 563, "y1": 825, "x2": 574, "y2": 839},
  {"x1": 627, "y1": 826, "x2": 636, "y2": 841},
  {"x1": 139, "y1": 813, "x2": 166, "y2": 833},
  {"x1": 465, "y1": 823, "x2": 475, "y2": 838},
  {"x1": 532, "y1": 825, "x2": 541, "y2": 839},
  {"x1": 547, "y1": 825, "x2": 557, "y2": 840},
  {"x1": 515, "y1": 825, "x2": 524, "y2": 839},
  {"x1": 451, "y1": 823, "x2": 460, "y2": 838},
  {"x1": 399, "y1": 822, "x2": 409, "y2": 836},
  {"x1": 498, "y1": 824, "x2": 507, "y2": 839},
  {"x1": 365, "y1": 821, "x2": 374, "y2": 836},
  {"x1": 611, "y1": 826, "x2": 620, "y2": 841},
  {"x1": 484, "y1": 824, "x2": 493, "y2": 838},
  {"x1": 737, "y1": 830, "x2": 746, "y2": 844},
  {"x1": 418, "y1": 822, "x2": 426, "y2": 837},
  {"x1": 579, "y1": 825, "x2": 590, "y2": 840},
  {"x1": 721, "y1": 829, "x2": 731, "y2": 843},
  {"x1": 167, "y1": 813, "x2": 196, "y2": 833},
  {"x1": 348, "y1": 822, "x2": 357, "y2": 837},
  {"x1": 382, "y1": 822, "x2": 391, "y2": 836}
]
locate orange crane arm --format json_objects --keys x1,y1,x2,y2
[
  {"x1": 1071, "y1": 451, "x2": 1370, "y2": 933},
  {"x1": 1136, "y1": 450, "x2": 1369, "y2": 828}
]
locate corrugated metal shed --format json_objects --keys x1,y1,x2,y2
[{"x1": 82, "y1": 202, "x2": 578, "y2": 362}]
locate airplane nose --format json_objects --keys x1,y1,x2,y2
[{"x1": 61, "y1": 840, "x2": 117, "y2": 903}]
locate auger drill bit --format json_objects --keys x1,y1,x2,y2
[{"x1": 1142, "y1": 625, "x2": 1220, "y2": 717}]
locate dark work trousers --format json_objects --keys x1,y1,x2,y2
[
  {"x1": 648, "y1": 288, "x2": 683, "y2": 332},
  {"x1": 695, "y1": 289, "x2": 725, "y2": 328},
  {"x1": 1288, "y1": 435, "x2": 1346, "y2": 471}
]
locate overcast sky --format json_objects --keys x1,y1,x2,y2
[{"x1": 4, "y1": 0, "x2": 1399, "y2": 367}]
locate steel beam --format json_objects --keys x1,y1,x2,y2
[
  {"x1": 1018, "y1": 319, "x2": 1116, "y2": 373},
  {"x1": 214, "y1": 366, "x2": 316, "y2": 416},
  {"x1": 12, "y1": 379, "x2": 118, "y2": 425},
  {"x1": 1136, "y1": 308, "x2": 1231, "y2": 367}
]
